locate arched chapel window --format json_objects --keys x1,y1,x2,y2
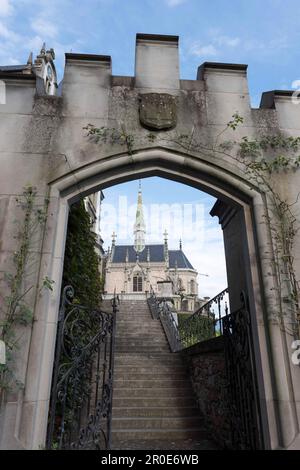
[{"x1": 133, "y1": 274, "x2": 143, "y2": 292}]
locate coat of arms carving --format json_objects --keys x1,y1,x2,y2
[{"x1": 139, "y1": 93, "x2": 177, "y2": 131}]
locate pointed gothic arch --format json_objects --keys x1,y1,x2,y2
[{"x1": 20, "y1": 147, "x2": 272, "y2": 448}]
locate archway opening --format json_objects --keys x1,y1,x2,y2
[{"x1": 46, "y1": 167, "x2": 267, "y2": 451}]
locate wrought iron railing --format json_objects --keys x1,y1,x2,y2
[
  {"x1": 147, "y1": 286, "x2": 182, "y2": 352},
  {"x1": 159, "y1": 300, "x2": 182, "y2": 352},
  {"x1": 147, "y1": 286, "x2": 160, "y2": 320},
  {"x1": 46, "y1": 286, "x2": 118, "y2": 450},
  {"x1": 222, "y1": 292, "x2": 263, "y2": 449},
  {"x1": 179, "y1": 288, "x2": 229, "y2": 348}
]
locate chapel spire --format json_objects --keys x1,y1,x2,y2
[{"x1": 134, "y1": 180, "x2": 146, "y2": 253}]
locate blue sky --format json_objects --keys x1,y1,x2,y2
[
  {"x1": 1, "y1": 0, "x2": 298, "y2": 297},
  {"x1": 1, "y1": 0, "x2": 300, "y2": 107},
  {"x1": 101, "y1": 177, "x2": 226, "y2": 298}
]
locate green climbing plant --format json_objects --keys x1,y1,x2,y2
[
  {"x1": 0, "y1": 186, "x2": 54, "y2": 401},
  {"x1": 83, "y1": 124, "x2": 136, "y2": 155},
  {"x1": 62, "y1": 200, "x2": 102, "y2": 309}
]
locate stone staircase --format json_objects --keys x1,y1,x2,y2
[{"x1": 110, "y1": 299, "x2": 217, "y2": 450}]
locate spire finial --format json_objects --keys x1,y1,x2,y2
[
  {"x1": 164, "y1": 229, "x2": 169, "y2": 266},
  {"x1": 112, "y1": 231, "x2": 116, "y2": 247},
  {"x1": 27, "y1": 52, "x2": 33, "y2": 66},
  {"x1": 41, "y1": 42, "x2": 46, "y2": 54},
  {"x1": 134, "y1": 179, "x2": 146, "y2": 253},
  {"x1": 179, "y1": 238, "x2": 182, "y2": 250},
  {"x1": 139, "y1": 179, "x2": 142, "y2": 191}
]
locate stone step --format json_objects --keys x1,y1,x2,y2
[
  {"x1": 115, "y1": 338, "x2": 167, "y2": 344},
  {"x1": 114, "y1": 352, "x2": 178, "y2": 358},
  {"x1": 119, "y1": 313, "x2": 151, "y2": 316},
  {"x1": 117, "y1": 323, "x2": 157, "y2": 326},
  {"x1": 111, "y1": 416, "x2": 202, "y2": 430},
  {"x1": 114, "y1": 368, "x2": 186, "y2": 383},
  {"x1": 112, "y1": 407, "x2": 198, "y2": 418},
  {"x1": 112, "y1": 396, "x2": 196, "y2": 408},
  {"x1": 114, "y1": 354, "x2": 182, "y2": 364},
  {"x1": 111, "y1": 438, "x2": 218, "y2": 451},
  {"x1": 115, "y1": 347, "x2": 170, "y2": 353},
  {"x1": 115, "y1": 343, "x2": 170, "y2": 349},
  {"x1": 116, "y1": 320, "x2": 157, "y2": 325},
  {"x1": 111, "y1": 428, "x2": 206, "y2": 441},
  {"x1": 114, "y1": 362, "x2": 185, "y2": 370},
  {"x1": 114, "y1": 379, "x2": 189, "y2": 388},
  {"x1": 118, "y1": 312, "x2": 152, "y2": 315},
  {"x1": 113, "y1": 387, "x2": 192, "y2": 398},
  {"x1": 116, "y1": 324, "x2": 160, "y2": 329},
  {"x1": 116, "y1": 328, "x2": 164, "y2": 334},
  {"x1": 114, "y1": 368, "x2": 186, "y2": 377},
  {"x1": 115, "y1": 335, "x2": 166, "y2": 341},
  {"x1": 114, "y1": 372, "x2": 187, "y2": 381},
  {"x1": 119, "y1": 302, "x2": 149, "y2": 305},
  {"x1": 117, "y1": 317, "x2": 159, "y2": 321},
  {"x1": 119, "y1": 306, "x2": 150, "y2": 309}
]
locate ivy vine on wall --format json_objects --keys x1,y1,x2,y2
[
  {"x1": 62, "y1": 200, "x2": 103, "y2": 309},
  {"x1": 0, "y1": 186, "x2": 54, "y2": 401}
]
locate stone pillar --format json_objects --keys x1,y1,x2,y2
[
  {"x1": 210, "y1": 199, "x2": 248, "y2": 311},
  {"x1": 135, "y1": 33, "x2": 180, "y2": 93}
]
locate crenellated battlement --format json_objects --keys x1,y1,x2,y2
[{"x1": 0, "y1": 33, "x2": 300, "y2": 130}]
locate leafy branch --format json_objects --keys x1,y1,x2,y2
[{"x1": 83, "y1": 124, "x2": 135, "y2": 155}]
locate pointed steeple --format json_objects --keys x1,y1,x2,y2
[
  {"x1": 41, "y1": 42, "x2": 46, "y2": 55},
  {"x1": 134, "y1": 180, "x2": 146, "y2": 253},
  {"x1": 111, "y1": 231, "x2": 116, "y2": 248},
  {"x1": 27, "y1": 52, "x2": 33, "y2": 66},
  {"x1": 164, "y1": 229, "x2": 169, "y2": 266}
]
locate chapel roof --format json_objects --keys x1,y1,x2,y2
[{"x1": 111, "y1": 244, "x2": 194, "y2": 269}]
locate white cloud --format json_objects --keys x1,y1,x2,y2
[
  {"x1": 31, "y1": 17, "x2": 58, "y2": 38},
  {"x1": 0, "y1": 0, "x2": 13, "y2": 17},
  {"x1": 165, "y1": 0, "x2": 186, "y2": 6},
  {"x1": 184, "y1": 240, "x2": 227, "y2": 298},
  {"x1": 188, "y1": 32, "x2": 241, "y2": 59},
  {"x1": 215, "y1": 35, "x2": 240, "y2": 47},
  {"x1": 0, "y1": 20, "x2": 19, "y2": 41},
  {"x1": 189, "y1": 42, "x2": 218, "y2": 58}
]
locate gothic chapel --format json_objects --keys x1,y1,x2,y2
[{"x1": 104, "y1": 182, "x2": 200, "y2": 311}]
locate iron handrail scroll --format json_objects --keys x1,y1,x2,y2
[{"x1": 46, "y1": 286, "x2": 118, "y2": 450}]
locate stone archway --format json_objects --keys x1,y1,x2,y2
[
  {"x1": 15, "y1": 148, "x2": 280, "y2": 450},
  {"x1": 1, "y1": 33, "x2": 300, "y2": 450},
  {"x1": 0, "y1": 149, "x2": 298, "y2": 451}
]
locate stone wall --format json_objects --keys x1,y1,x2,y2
[{"x1": 181, "y1": 336, "x2": 231, "y2": 449}]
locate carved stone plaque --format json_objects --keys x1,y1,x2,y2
[{"x1": 139, "y1": 93, "x2": 177, "y2": 131}]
